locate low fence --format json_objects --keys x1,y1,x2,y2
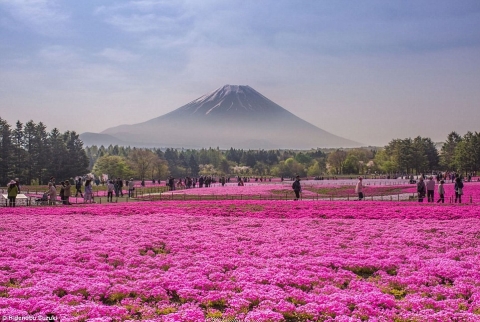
[
  {"x1": 0, "y1": 187, "x2": 477, "y2": 206},
  {"x1": 133, "y1": 191, "x2": 476, "y2": 204}
]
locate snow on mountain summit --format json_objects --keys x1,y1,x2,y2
[
  {"x1": 173, "y1": 84, "x2": 288, "y2": 117},
  {"x1": 96, "y1": 85, "x2": 362, "y2": 149}
]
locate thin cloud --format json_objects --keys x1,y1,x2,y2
[
  {"x1": 104, "y1": 13, "x2": 173, "y2": 33},
  {"x1": 0, "y1": 0, "x2": 70, "y2": 36},
  {"x1": 95, "y1": 1, "x2": 192, "y2": 34},
  {"x1": 98, "y1": 48, "x2": 141, "y2": 63},
  {"x1": 38, "y1": 45, "x2": 79, "y2": 63},
  {"x1": 34, "y1": 45, "x2": 136, "y2": 93}
]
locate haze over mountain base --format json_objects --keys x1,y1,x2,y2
[{"x1": 81, "y1": 85, "x2": 361, "y2": 149}]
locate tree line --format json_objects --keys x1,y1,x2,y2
[
  {"x1": 85, "y1": 145, "x2": 328, "y2": 180},
  {"x1": 2, "y1": 116, "x2": 478, "y2": 186},
  {"x1": 87, "y1": 132, "x2": 480, "y2": 180},
  {"x1": 374, "y1": 132, "x2": 480, "y2": 176},
  {"x1": 0, "y1": 118, "x2": 88, "y2": 186}
]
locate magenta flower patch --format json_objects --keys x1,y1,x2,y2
[{"x1": 1, "y1": 200, "x2": 480, "y2": 320}]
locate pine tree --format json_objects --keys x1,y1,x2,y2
[{"x1": 0, "y1": 118, "x2": 13, "y2": 185}]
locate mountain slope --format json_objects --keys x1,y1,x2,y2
[{"x1": 84, "y1": 85, "x2": 361, "y2": 149}]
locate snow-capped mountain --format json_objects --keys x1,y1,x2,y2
[
  {"x1": 81, "y1": 85, "x2": 361, "y2": 149},
  {"x1": 163, "y1": 85, "x2": 293, "y2": 117}
]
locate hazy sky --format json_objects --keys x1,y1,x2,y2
[{"x1": 1, "y1": 0, "x2": 480, "y2": 146}]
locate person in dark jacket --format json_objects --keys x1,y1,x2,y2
[
  {"x1": 292, "y1": 176, "x2": 301, "y2": 201},
  {"x1": 75, "y1": 178, "x2": 83, "y2": 198},
  {"x1": 117, "y1": 178, "x2": 124, "y2": 197},
  {"x1": 168, "y1": 177, "x2": 175, "y2": 191},
  {"x1": 455, "y1": 177, "x2": 464, "y2": 203},
  {"x1": 417, "y1": 177, "x2": 426, "y2": 202}
]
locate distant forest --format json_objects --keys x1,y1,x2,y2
[
  {"x1": 85, "y1": 131, "x2": 479, "y2": 180},
  {"x1": 1, "y1": 117, "x2": 479, "y2": 185}
]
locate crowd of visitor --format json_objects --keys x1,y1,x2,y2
[
  {"x1": 2, "y1": 171, "x2": 477, "y2": 206},
  {"x1": 416, "y1": 173, "x2": 466, "y2": 203}
]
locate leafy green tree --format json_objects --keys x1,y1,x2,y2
[
  {"x1": 421, "y1": 137, "x2": 440, "y2": 172},
  {"x1": 455, "y1": 132, "x2": 480, "y2": 175},
  {"x1": 327, "y1": 150, "x2": 348, "y2": 174},
  {"x1": 128, "y1": 149, "x2": 157, "y2": 180},
  {"x1": 440, "y1": 132, "x2": 462, "y2": 171},
  {"x1": 219, "y1": 158, "x2": 231, "y2": 175},
  {"x1": 152, "y1": 158, "x2": 170, "y2": 180},
  {"x1": 307, "y1": 161, "x2": 323, "y2": 177},
  {"x1": 373, "y1": 149, "x2": 397, "y2": 174},
  {"x1": 343, "y1": 154, "x2": 360, "y2": 174},
  {"x1": 295, "y1": 152, "x2": 312, "y2": 165},
  {"x1": 411, "y1": 136, "x2": 429, "y2": 174},
  {"x1": 93, "y1": 155, "x2": 133, "y2": 179},
  {"x1": 281, "y1": 158, "x2": 305, "y2": 177}
]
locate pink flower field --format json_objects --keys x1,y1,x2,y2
[
  {"x1": 160, "y1": 181, "x2": 480, "y2": 202},
  {"x1": 1, "y1": 201, "x2": 480, "y2": 321}
]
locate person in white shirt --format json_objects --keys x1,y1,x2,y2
[
  {"x1": 355, "y1": 177, "x2": 365, "y2": 200},
  {"x1": 107, "y1": 180, "x2": 114, "y2": 202},
  {"x1": 437, "y1": 180, "x2": 445, "y2": 203},
  {"x1": 128, "y1": 179, "x2": 135, "y2": 198},
  {"x1": 426, "y1": 176, "x2": 435, "y2": 202}
]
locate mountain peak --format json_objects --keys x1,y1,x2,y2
[
  {"x1": 96, "y1": 85, "x2": 362, "y2": 149},
  {"x1": 173, "y1": 84, "x2": 286, "y2": 117}
]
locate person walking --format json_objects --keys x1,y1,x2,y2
[
  {"x1": 426, "y1": 176, "x2": 435, "y2": 202},
  {"x1": 437, "y1": 180, "x2": 445, "y2": 203},
  {"x1": 455, "y1": 177, "x2": 464, "y2": 203},
  {"x1": 75, "y1": 178, "x2": 84, "y2": 198},
  {"x1": 7, "y1": 180, "x2": 18, "y2": 207},
  {"x1": 417, "y1": 177, "x2": 426, "y2": 202},
  {"x1": 114, "y1": 178, "x2": 120, "y2": 197},
  {"x1": 292, "y1": 175, "x2": 302, "y2": 201},
  {"x1": 355, "y1": 177, "x2": 365, "y2": 201}
]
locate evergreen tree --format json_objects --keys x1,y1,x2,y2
[
  {"x1": 440, "y1": 132, "x2": 462, "y2": 171},
  {"x1": 48, "y1": 128, "x2": 67, "y2": 180},
  {"x1": 64, "y1": 131, "x2": 89, "y2": 177},
  {"x1": 0, "y1": 118, "x2": 13, "y2": 185},
  {"x1": 11, "y1": 121, "x2": 26, "y2": 182},
  {"x1": 189, "y1": 154, "x2": 200, "y2": 176}
]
